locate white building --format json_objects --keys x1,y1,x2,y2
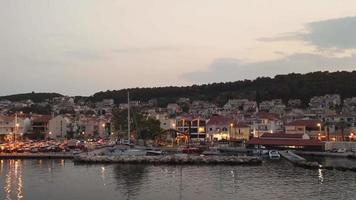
[{"x1": 48, "y1": 115, "x2": 71, "y2": 139}]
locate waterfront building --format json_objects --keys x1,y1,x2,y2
[
  {"x1": 251, "y1": 112, "x2": 284, "y2": 137},
  {"x1": 285, "y1": 119, "x2": 324, "y2": 139},
  {"x1": 233, "y1": 122, "x2": 251, "y2": 141},
  {"x1": 0, "y1": 115, "x2": 26, "y2": 141},
  {"x1": 77, "y1": 116, "x2": 110, "y2": 138},
  {"x1": 154, "y1": 112, "x2": 176, "y2": 130},
  {"x1": 30, "y1": 115, "x2": 51, "y2": 137},
  {"x1": 206, "y1": 115, "x2": 234, "y2": 141},
  {"x1": 48, "y1": 115, "x2": 71, "y2": 139},
  {"x1": 247, "y1": 132, "x2": 324, "y2": 150},
  {"x1": 176, "y1": 114, "x2": 206, "y2": 141}
]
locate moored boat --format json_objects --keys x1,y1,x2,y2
[{"x1": 269, "y1": 150, "x2": 281, "y2": 160}]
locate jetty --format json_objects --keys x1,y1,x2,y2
[
  {"x1": 280, "y1": 151, "x2": 306, "y2": 163},
  {"x1": 279, "y1": 150, "x2": 356, "y2": 172},
  {"x1": 0, "y1": 153, "x2": 74, "y2": 159},
  {"x1": 73, "y1": 154, "x2": 262, "y2": 165},
  {"x1": 294, "y1": 151, "x2": 356, "y2": 158}
]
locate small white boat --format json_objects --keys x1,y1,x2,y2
[
  {"x1": 146, "y1": 150, "x2": 165, "y2": 155},
  {"x1": 269, "y1": 150, "x2": 281, "y2": 160}
]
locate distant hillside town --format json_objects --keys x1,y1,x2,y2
[{"x1": 1, "y1": 93, "x2": 356, "y2": 150}]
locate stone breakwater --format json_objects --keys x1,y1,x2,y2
[
  {"x1": 295, "y1": 160, "x2": 356, "y2": 172},
  {"x1": 73, "y1": 155, "x2": 262, "y2": 165}
]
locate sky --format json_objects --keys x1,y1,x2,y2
[{"x1": 1, "y1": 0, "x2": 356, "y2": 96}]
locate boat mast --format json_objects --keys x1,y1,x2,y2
[{"x1": 127, "y1": 91, "x2": 130, "y2": 144}]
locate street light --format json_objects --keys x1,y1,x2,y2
[
  {"x1": 317, "y1": 123, "x2": 322, "y2": 140},
  {"x1": 230, "y1": 123, "x2": 234, "y2": 140},
  {"x1": 14, "y1": 123, "x2": 20, "y2": 142}
]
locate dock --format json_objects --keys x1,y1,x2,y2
[
  {"x1": 294, "y1": 151, "x2": 355, "y2": 158},
  {"x1": 0, "y1": 153, "x2": 74, "y2": 159},
  {"x1": 74, "y1": 154, "x2": 262, "y2": 165},
  {"x1": 279, "y1": 151, "x2": 306, "y2": 163}
]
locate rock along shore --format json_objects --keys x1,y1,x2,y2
[
  {"x1": 294, "y1": 160, "x2": 356, "y2": 173},
  {"x1": 73, "y1": 155, "x2": 262, "y2": 165}
]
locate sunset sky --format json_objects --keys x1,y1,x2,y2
[{"x1": 1, "y1": 0, "x2": 356, "y2": 96}]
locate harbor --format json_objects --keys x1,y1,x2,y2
[{"x1": 1, "y1": 158, "x2": 356, "y2": 200}]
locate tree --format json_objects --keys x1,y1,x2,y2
[
  {"x1": 112, "y1": 108, "x2": 162, "y2": 142},
  {"x1": 137, "y1": 118, "x2": 162, "y2": 140},
  {"x1": 324, "y1": 121, "x2": 333, "y2": 141},
  {"x1": 336, "y1": 121, "x2": 350, "y2": 141},
  {"x1": 112, "y1": 108, "x2": 129, "y2": 138}
]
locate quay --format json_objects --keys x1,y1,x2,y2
[
  {"x1": 280, "y1": 150, "x2": 356, "y2": 172},
  {"x1": 0, "y1": 153, "x2": 74, "y2": 159},
  {"x1": 294, "y1": 151, "x2": 356, "y2": 158},
  {"x1": 279, "y1": 151, "x2": 306, "y2": 163},
  {"x1": 73, "y1": 154, "x2": 262, "y2": 165},
  {"x1": 279, "y1": 151, "x2": 320, "y2": 169}
]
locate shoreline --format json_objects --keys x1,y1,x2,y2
[
  {"x1": 0, "y1": 153, "x2": 74, "y2": 159},
  {"x1": 294, "y1": 151, "x2": 356, "y2": 159},
  {"x1": 73, "y1": 155, "x2": 263, "y2": 165}
]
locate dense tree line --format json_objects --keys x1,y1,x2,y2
[
  {"x1": 2, "y1": 71, "x2": 356, "y2": 106},
  {"x1": 91, "y1": 71, "x2": 356, "y2": 106},
  {"x1": 0, "y1": 92, "x2": 62, "y2": 102}
]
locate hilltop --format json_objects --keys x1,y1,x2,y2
[
  {"x1": 0, "y1": 92, "x2": 63, "y2": 103},
  {"x1": 2, "y1": 71, "x2": 356, "y2": 106},
  {"x1": 91, "y1": 71, "x2": 356, "y2": 106}
]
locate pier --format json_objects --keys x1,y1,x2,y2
[
  {"x1": 74, "y1": 154, "x2": 262, "y2": 165},
  {"x1": 0, "y1": 153, "x2": 74, "y2": 159},
  {"x1": 294, "y1": 151, "x2": 356, "y2": 158},
  {"x1": 279, "y1": 151, "x2": 306, "y2": 163}
]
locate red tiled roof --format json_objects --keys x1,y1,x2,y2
[
  {"x1": 260, "y1": 133, "x2": 304, "y2": 139},
  {"x1": 207, "y1": 115, "x2": 234, "y2": 126},
  {"x1": 286, "y1": 119, "x2": 322, "y2": 127},
  {"x1": 177, "y1": 114, "x2": 204, "y2": 121},
  {"x1": 236, "y1": 121, "x2": 249, "y2": 128},
  {"x1": 31, "y1": 115, "x2": 51, "y2": 122},
  {"x1": 247, "y1": 137, "x2": 323, "y2": 146},
  {"x1": 256, "y1": 112, "x2": 280, "y2": 121}
]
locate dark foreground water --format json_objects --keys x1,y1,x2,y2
[{"x1": 0, "y1": 158, "x2": 356, "y2": 200}]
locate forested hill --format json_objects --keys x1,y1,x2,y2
[
  {"x1": 91, "y1": 71, "x2": 356, "y2": 106},
  {"x1": 2, "y1": 71, "x2": 356, "y2": 106},
  {"x1": 0, "y1": 92, "x2": 63, "y2": 102}
]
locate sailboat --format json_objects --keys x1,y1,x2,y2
[{"x1": 108, "y1": 91, "x2": 147, "y2": 156}]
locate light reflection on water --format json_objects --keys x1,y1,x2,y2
[
  {"x1": 2, "y1": 160, "x2": 23, "y2": 200},
  {"x1": 0, "y1": 158, "x2": 355, "y2": 200}
]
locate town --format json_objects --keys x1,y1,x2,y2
[{"x1": 1, "y1": 93, "x2": 356, "y2": 156}]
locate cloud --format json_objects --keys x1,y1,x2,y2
[
  {"x1": 182, "y1": 53, "x2": 356, "y2": 83},
  {"x1": 259, "y1": 16, "x2": 356, "y2": 50},
  {"x1": 112, "y1": 46, "x2": 184, "y2": 54}
]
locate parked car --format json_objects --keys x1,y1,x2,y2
[{"x1": 30, "y1": 148, "x2": 39, "y2": 153}]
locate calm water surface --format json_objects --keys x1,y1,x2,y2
[{"x1": 0, "y1": 158, "x2": 356, "y2": 200}]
